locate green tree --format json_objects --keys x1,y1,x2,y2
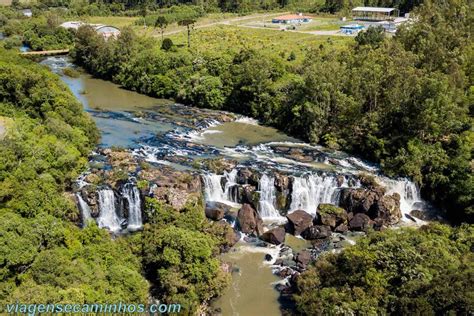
[
  {"x1": 154, "y1": 15, "x2": 169, "y2": 42},
  {"x1": 355, "y1": 26, "x2": 385, "y2": 48},
  {"x1": 294, "y1": 224, "x2": 474, "y2": 315},
  {"x1": 178, "y1": 18, "x2": 196, "y2": 48}
]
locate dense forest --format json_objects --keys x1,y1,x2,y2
[
  {"x1": 0, "y1": 50, "x2": 230, "y2": 312},
  {"x1": 295, "y1": 223, "x2": 474, "y2": 314},
  {"x1": 70, "y1": 0, "x2": 472, "y2": 223}
]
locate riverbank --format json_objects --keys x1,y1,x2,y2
[{"x1": 69, "y1": 9, "x2": 473, "y2": 224}]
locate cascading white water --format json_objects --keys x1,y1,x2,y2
[
  {"x1": 97, "y1": 189, "x2": 122, "y2": 232},
  {"x1": 76, "y1": 194, "x2": 92, "y2": 226},
  {"x1": 258, "y1": 174, "x2": 281, "y2": 219},
  {"x1": 384, "y1": 178, "x2": 424, "y2": 219},
  {"x1": 202, "y1": 169, "x2": 239, "y2": 205},
  {"x1": 123, "y1": 183, "x2": 143, "y2": 231},
  {"x1": 289, "y1": 174, "x2": 340, "y2": 215}
]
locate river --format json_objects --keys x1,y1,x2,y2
[{"x1": 42, "y1": 56, "x2": 430, "y2": 316}]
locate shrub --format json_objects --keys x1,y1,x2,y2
[{"x1": 161, "y1": 38, "x2": 174, "y2": 51}]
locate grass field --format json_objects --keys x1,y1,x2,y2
[
  {"x1": 166, "y1": 24, "x2": 352, "y2": 59},
  {"x1": 83, "y1": 16, "x2": 139, "y2": 28},
  {"x1": 242, "y1": 15, "x2": 347, "y2": 32}
]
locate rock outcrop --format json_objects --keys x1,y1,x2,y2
[
  {"x1": 348, "y1": 213, "x2": 372, "y2": 231},
  {"x1": 315, "y1": 204, "x2": 348, "y2": 229},
  {"x1": 339, "y1": 186, "x2": 402, "y2": 228},
  {"x1": 260, "y1": 227, "x2": 286, "y2": 245},
  {"x1": 205, "y1": 205, "x2": 225, "y2": 221},
  {"x1": 301, "y1": 225, "x2": 331, "y2": 240},
  {"x1": 237, "y1": 204, "x2": 264, "y2": 236},
  {"x1": 286, "y1": 210, "x2": 313, "y2": 236}
]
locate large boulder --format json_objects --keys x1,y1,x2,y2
[
  {"x1": 315, "y1": 204, "x2": 348, "y2": 229},
  {"x1": 260, "y1": 227, "x2": 286, "y2": 245},
  {"x1": 286, "y1": 210, "x2": 314, "y2": 236},
  {"x1": 370, "y1": 193, "x2": 402, "y2": 225},
  {"x1": 295, "y1": 250, "x2": 312, "y2": 270},
  {"x1": 220, "y1": 222, "x2": 241, "y2": 250},
  {"x1": 237, "y1": 204, "x2": 264, "y2": 236},
  {"x1": 348, "y1": 213, "x2": 372, "y2": 232},
  {"x1": 301, "y1": 225, "x2": 332, "y2": 240},
  {"x1": 339, "y1": 188, "x2": 379, "y2": 214},
  {"x1": 205, "y1": 205, "x2": 225, "y2": 221},
  {"x1": 339, "y1": 186, "x2": 402, "y2": 227}
]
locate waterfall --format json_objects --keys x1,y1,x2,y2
[
  {"x1": 202, "y1": 169, "x2": 239, "y2": 205},
  {"x1": 123, "y1": 183, "x2": 143, "y2": 231},
  {"x1": 97, "y1": 189, "x2": 122, "y2": 232},
  {"x1": 384, "y1": 178, "x2": 424, "y2": 218},
  {"x1": 289, "y1": 174, "x2": 340, "y2": 216},
  {"x1": 258, "y1": 174, "x2": 281, "y2": 219},
  {"x1": 76, "y1": 194, "x2": 92, "y2": 227}
]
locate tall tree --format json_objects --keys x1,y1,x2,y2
[{"x1": 178, "y1": 18, "x2": 196, "y2": 48}]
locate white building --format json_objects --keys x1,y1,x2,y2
[
  {"x1": 60, "y1": 21, "x2": 121, "y2": 39},
  {"x1": 352, "y1": 7, "x2": 399, "y2": 21}
]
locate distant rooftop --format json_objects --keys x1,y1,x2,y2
[
  {"x1": 273, "y1": 14, "x2": 312, "y2": 20},
  {"x1": 352, "y1": 7, "x2": 396, "y2": 13}
]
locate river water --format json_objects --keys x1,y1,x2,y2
[{"x1": 42, "y1": 56, "x2": 430, "y2": 316}]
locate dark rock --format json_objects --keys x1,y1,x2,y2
[
  {"x1": 301, "y1": 225, "x2": 332, "y2": 240},
  {"x1": 274, "y1": 259, "x2": 284, "y2": 266},
  {"x1": 316, "y1": 204, "x2": 348, "y2": 229},
  {"x1": 211, "y1": 221, "x2": 240, "y2": 252},
  {"x1": 276, "y1": 267, "x2": 293, "y2": 278},
  {"x1": 405, "y1": 213, "x2": 417, "y2": 222},
  {"x1": 340, "y1": 186, "x2": 402, "y2": 227},
  {"x1": 358, "y1": 173, "x2": 384, "y2": 191},
  {"x1": 237, "y1": 203, "x2": 264, "y2": 236},
  {"x1": 205, "y1": 206, "x2": 225, "y2": 221},
  {"x1": 336, "y1": 175, "x2": 345, "y2": 187},
  {"x1": 339, "y1": 188, "x2": 379, "y2": 214},
  {"x1": 295, "y1": 250, "x2": 312, "y2": 268},
  {"x1": 240, "y1": 185, "x2": 259, "y2": 209},
  {"x1": 370, "y1": 193, "x2": 401, "y2": 225},
  {"x1": 237, "y1": 168, "x2": 259, "y2": 186},
  {"x1": 264, "y1": 254, "x2": 273, "y2": 261},
  {"x1": 274, "y1": 173, "x2": 290, "y2": 192},
  {"x1": 286, "y1": 210, "x2": 313, "y2": 236},
  {"x1": 334, "y1": 223, "x2": 349, "y2": 233},
  {"x1": 410, "y1": 209, "x2": 430, "y2": 221},
  {"x1": 260, "y1": 227, "x2": 286, "y2": 245},
  {"x1": 348, "y1": 213, "x2": 372, "y2": 232},
  {"x1": 272, "y1": 146, "x2": 291, "y2": 153}
]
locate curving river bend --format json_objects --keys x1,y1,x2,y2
[{"x1": 42, "y1": 56, "x2": 430, "y2": 315}]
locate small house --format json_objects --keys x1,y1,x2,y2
[
  {"x1": 272, "y1": 14, "x2": 313, "y2": 24},
  {"x1": 352, "y1": 7, "x2": 399, "y2": 21}
]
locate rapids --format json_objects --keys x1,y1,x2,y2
[{"x1": 42, "y1": 56, "x2": 431, "y2": 316}]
